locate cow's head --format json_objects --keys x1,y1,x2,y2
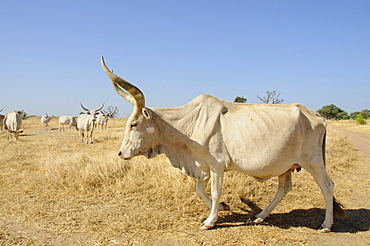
[
  {"x1": 80, "y1": 102, "x2": 105, "y2": 122},
  {"x1": 101, "y1": 57, "x2": 160, "y2": 160}
]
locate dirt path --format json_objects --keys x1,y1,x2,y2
[{"x1": 335, "y1": 128, "x2": 370, "y2": 170}]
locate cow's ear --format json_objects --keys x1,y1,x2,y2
[{"x1": 142, "y1": 108, "x2": 152, "y2": 119}]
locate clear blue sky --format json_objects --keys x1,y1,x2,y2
[{"x1": 1, "y1": 0, "x2": 369, "y2": 117}]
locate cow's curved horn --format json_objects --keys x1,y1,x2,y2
[
  {"x1": 0, "y1": 108, "x2": 3, "y2": 113},
  {"x1": 96, "y1": 103, "x2": 105, "y2": 111},
  {"x1": 80, "y1": 102, "x2": 90, "y2": 111},
  {"x1": 101, "y1": 56, "x2": 145, "y2": 111}
]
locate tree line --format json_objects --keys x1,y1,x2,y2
[{"x1": 235, "y1": 90, "x2": 368, "y2": 124}]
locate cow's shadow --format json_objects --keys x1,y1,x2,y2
[{"x1": 216, "y1": 198, "x2": 370, "y2": 233}]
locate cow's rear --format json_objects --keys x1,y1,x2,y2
[{"x1": 5, "y1": 112, "x2": 23, "y2": 141}]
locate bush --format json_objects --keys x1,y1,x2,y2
[{"x1": 355, "y1": 114, "x2": 367, "y2": 125}]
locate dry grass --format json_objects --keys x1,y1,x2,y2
[
  {"x1": 0, "y1": 117, "x2": 369, "y2": 245},
  {"x1": 327, "y1": 119, "x2": 370, "y2": 134}
]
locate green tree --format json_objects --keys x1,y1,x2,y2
[
  {"x1": 349, "y1": 109, "x2": 369, "y2": 119},
  {"x1": 350, "y1": 111, "x2": 361, "y2": 119},
  {"x1": 234, "y1": 96, "x2": 247, "y2": 103},
  {"x1": 317, "y1": 104, "x2": 349, "y2": 120},
  {"x1": 360, "y1": 109, "x2": 370, "y2": 119}
]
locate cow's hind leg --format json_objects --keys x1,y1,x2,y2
[
  {"x1": 196, "y1": 179, "x2": 230, "y2": 212},
  {"x1": 304, "y1": 164, "x2": 335, "y2": 232},
  {"x1": 254, "y1": 170, "x2": 292, "y2": 223}
]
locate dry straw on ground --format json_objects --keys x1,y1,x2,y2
[{"x1": 0, "y1": 117, "x2": 369, "y2": 245}]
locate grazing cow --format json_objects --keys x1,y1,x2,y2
[
  {"x1": 41, "y1": 114, "x2": 51, "y2": 130},
  {"x1": 0, "y1": 108, "x2": 4, "y2": 130},
  {"x1": 101, "y1": 57, "x2": 346, "y2": 232},
  {"x1": 95, "y1": 112, "x2": 111, "y2": 130},
  {"x1": 4, "y1": 111, "x2": 23, "y2": 140},
  {"x1": 58, "y1": 115, "x2": 77, "y2": 132},
  {"x1": 77, "y1": 103, "x2": 104, "y2": 143}
]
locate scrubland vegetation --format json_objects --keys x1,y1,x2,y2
[{"x1": 0, "y1": 117, "x2": 369, "y2": 245}]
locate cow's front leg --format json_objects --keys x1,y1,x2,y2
[
  {"x1": 89, "y1": 130, "x2": 93, "y2": 143},
  {"x1": 200, "y1": 168, "x2": 224, "y2": 230},
  {"x1": 85, "y1": 129, "x2": 89, "y2": 144},
  {"x1": 196, "y1": 179, "x2": 230, "y2": 211},
  {"x1": 79, "y1": 130, "x2": 83, "y2": 142}
]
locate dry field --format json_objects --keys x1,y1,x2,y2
[{"x1": 0, "y1": 117, "x2": 369, "y2": 245}]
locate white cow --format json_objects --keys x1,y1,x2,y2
[
  {"x1": 41, "y1": 114, "x2": 51, "y2": 130},
  {"x1": 58, "y1": 115, "x2": 77, "y2": 132},
  {"x1": 77, "y1": 103, "x2": 104, "y2": 144},
  {"x1": 95, "y1": 112, "x2": 111, "y2": 130},
  {"x1": 0, "y1": 108, "x2": 4, "y2": 130},
  {"x1": 101, "y1": 57, "x2": 345, "y2": 232},
  {"x1": 4, "y1": 111, "x2": 23, "y2": 140}
]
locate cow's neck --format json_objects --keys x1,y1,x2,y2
[{"x1": 150, "y1": 107, "x2": 210, "y2": 180}]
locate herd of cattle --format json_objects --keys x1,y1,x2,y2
[{"x1": 0, "y1": 105, "x2": 113, "y2": 143}]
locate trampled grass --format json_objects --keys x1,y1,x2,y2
[{"x1": 0, "y1": 117, "x2": 369, "y2": 245}]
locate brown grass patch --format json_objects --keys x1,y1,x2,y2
[{"x1": 0, "y1": 117, "x2": 369, "y2": 245}]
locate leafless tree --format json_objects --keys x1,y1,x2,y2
[
  {"x1": 257, "y1": 90, "x2": 284, "y2": 104},
  {"x1": 103, "y1": 106, "x2": 119, "y2": 118}
]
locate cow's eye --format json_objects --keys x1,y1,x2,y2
[
  {"x1": 87, "y1": 112, "x2": 91, "y2": 115},
  {"x1": 131, "y1": 123, "x2": 137, "y2": 129}
]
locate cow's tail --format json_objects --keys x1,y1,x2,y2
[
  {"x1": 322, "y1": 130, "x2": 326, "y2": 167},
  {"x1": 333, "y1": 197, "x2": 346, "y2": 218}
]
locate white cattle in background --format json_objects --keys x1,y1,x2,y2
[
  {"x1": 101, "y1": 56, "x2": 346, "y2": 233},
  {"x1": 58, "y1": 115, "x2": 77, "y2": 132},
  {"x1": 41, "y1": 114, "x2": 51, "y2": 130},
  {"x1": 95, "y1": 112, "x2": 112, "y2": 130},
  {"x1": 0, "y1": 108, "x2": 4, "y2": 130},
  {"x1": 77, "y1": 103, "x2": 104, "y2": 144},
  {"x1": 4, "y1": 111, "x2": 23, "y2": 140}
]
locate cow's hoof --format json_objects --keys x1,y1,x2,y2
[
  {"x1": 253, "y1": 218, "x2": 264, "y2": 224},
  {"x1": 200, "y1": 223, "x2": 214, "y2": 230},
  {"x1": 318, "y1": 227, "x2": 331, "y2": 233},
  {"x1": 221, "y1": 202, "x2": 230, "y2": 211}
]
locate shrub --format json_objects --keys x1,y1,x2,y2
[{"x1": 355, "y1": 114, "x2": 367, "y2": 125}]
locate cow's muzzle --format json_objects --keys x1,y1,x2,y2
[{"x1": 118, "y1": 151, "x2": 132, "y2": 160}]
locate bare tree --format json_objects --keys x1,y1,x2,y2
[
  {"x1": 103, "y1": 106, "x2": 119, "y2": 118},
  {"x1": 257, "y1": 90, "x2": 284, "y2": 104}
]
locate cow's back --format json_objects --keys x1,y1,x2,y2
[
  {"x1": 219, "y1": 102, "x2": 326, "y2": 178},
  {"x1": 60, "y1": 116, "x2": 72, "y2": 125}
]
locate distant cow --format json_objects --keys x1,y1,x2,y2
[
  {"x1": 4, "y1": 111, "x2": 23, "y2": 140},
  {"x1": 0, "y1": 108, "x2": 4, "y2": 130},
  {"x1": 41, "y1": 114, "x2": 51, "y2": 131},
  {"x1": 58, "y1": 115, "x2": 77, "y2": 132},
  {"x1": 101, "y1": 56, "x2": 345, "y2": 232},
  {"x1": 95, "y1": 112, "x2": 111, "y2": 130},
  {"x1": 77, "y1": 103, "x2": 104, "y2": 143}
]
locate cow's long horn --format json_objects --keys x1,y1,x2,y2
[
  {"x1": 80, "y1": 102, "x2": 90, "y2": 111},
  {"x1": 96, "y1": 103, "x2": 105, "y2": 111},
  {"x1": 0, "y1": 108, "x2": 3, "y2": 113},
  {"x1": 101, "y1": 56, "x2": 145, "y2": 110}
]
